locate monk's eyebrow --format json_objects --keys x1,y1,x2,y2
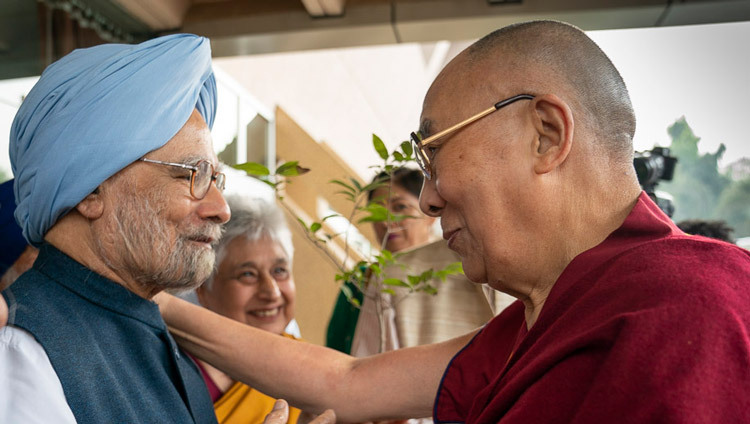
[{"x1": 420, "y1": 119, "x2": 433, "y2": 138}]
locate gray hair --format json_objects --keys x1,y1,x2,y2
[{"x1": 205, "y1": 194, "x2": 294, "y2": 288}]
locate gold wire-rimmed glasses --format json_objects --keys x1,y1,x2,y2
[
  {"x1": 410, "y1": 94, "x2": 535, "y2": 180},
  {"x1": 139, "y1": 158, "x2": 226, "y2": 200}
]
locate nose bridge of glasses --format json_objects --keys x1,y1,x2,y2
[
  {"x1": 213, "y1": 171, "x2": 226, "y2": 191},
  {"x1": 201, "y1": 162, "x2": 226, "y2": 192}
]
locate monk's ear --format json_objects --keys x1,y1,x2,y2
[
  {"x1": 529, "y1": 94, "x2": 574, "y2": 174},
  {"x1": 75, "y1": 187, "x2": 105, "y2": 219}
]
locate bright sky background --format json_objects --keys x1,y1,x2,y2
[
  {"x1": 589, "y1": 21, "x2": 750, "y2": 164},
  {"x1": 1, "y1": 20, "x2": 748, "y2": 181}
]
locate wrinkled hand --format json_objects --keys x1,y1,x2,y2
[{"x1": 264, "y1": 400, "x2": 336, "y2": 424}]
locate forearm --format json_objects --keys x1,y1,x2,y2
[
  {"x1": 166, "y1": 310, "x2": 349, "y2": 413},
  {"x1": 158, "y1": 293, "x2": 466, "y2": 421}
]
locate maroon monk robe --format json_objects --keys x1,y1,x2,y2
[{"x1": 434, "y1": 192, "x2": 750, "y2": 423}]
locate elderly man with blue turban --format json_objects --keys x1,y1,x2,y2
[{"x1": 0, "y1": 34, "x2": 230, "y2": 423}]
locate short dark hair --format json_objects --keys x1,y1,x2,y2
[
  {"x1": 677, "y1": 219, "x2": 735, "y2": 243},
  {"x1": 367, "y1": 168, "x2": 424, "y2": 202}
]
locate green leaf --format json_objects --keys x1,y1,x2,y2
[
  {"x1": 350, "y1": 177, "x2": 363, "y2": 192},
  {"x1": 334, "y1": 190, "x2": 356, "y2": 202},
  {"x1": 392, "y1": 151, "x2": 405, "y2": 161},
  {"x1": 276, "y1": 161, "x2": 310, "y2": 176},
  {"x1": 382, "y1": 288, "x2": 396, "y2": 295},
  {"x1": 407, "y1": 275, "x2": 421, "y2": 286},
  {"x1": 438, "y1": 262, "x2": 464, "y2": 277},
  {"x1": 380, "y1": 249, "x2": 394, "y2": 262},
  {"x1": 358, "y1": 203, "x2": 389, "y2": 223},
  {"x1": 340, "y1": 283, "x2": 362, "y2": 307},
  {"x1": 391, "y1": 213, "x2": 416, "y2": 223},
  {"x1": 383, "y1": 278, "x2": 410, "y2": 288},
  {"x1": 234, "y1": 162, "x2": 270, "y2": 176},
  {"x1": 420, "y1": 285, "x2": 438, "y2": 295},
  {"x1": 362, "y1": 178, "x2": 387, "y2": 194},
  {"x1": 448, "y1": 262, "x2": 464, "y2": 273},
  {"x1": 260, "y1": 179, "x2": 278, "y2": 190},
  {"x1": 330, "y1": 179, "x2": 356, "y2": 193},
  {"x1": 369, "y1": 263, "x2": 382, "y2": 276},
  {"x1": 310, "y1": 222, "x2": 322, "y2": 233},
  {"x1": 373, "y1": 134, "x2": 388, "y2": 160},
  {"x1": 321, "y1": 214, "x2": 340, "y2": 222},
  {"x1": 400, "y1": 141, "x2": 413, "y2": 157}
]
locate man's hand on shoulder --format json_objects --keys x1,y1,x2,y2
[{"x1": 264, "y1": 400, "x2": 335, "y2": 424}]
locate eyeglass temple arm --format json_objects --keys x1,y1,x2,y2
[
  {"x1": 139, "y1": 158, "x2": 197, "y2": 171},
  {"x1": 418, "y1": 106, "x2": 497, "y2": 147},
  {"x1": 418, "y1": 94, "x2": 534, "y2": 147}
]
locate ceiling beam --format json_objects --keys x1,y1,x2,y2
[
  {"x1": 300, "y1": 0, "x2": 347, "y2": 17},
  {"x1": 182, "y1": 0, "x2": 750, "y2": 58},
  {"x1": 112, "y1": 0, "x2": 191, "y2": 30}
]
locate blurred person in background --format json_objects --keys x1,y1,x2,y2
[
  {"x1": 676, "y1": 218, "x2": 736, "y2": 243},
  {"x1": 0, "y1": 179, "x2": 38, "y2": 291},
  {"x1": 325, "y1": 168, "x2": 438, "y2": 354},
  {"x1": 369, "y1": 168, "x2": 438, "y2": 253}
]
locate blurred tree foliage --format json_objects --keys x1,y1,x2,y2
[
  {"x1": 659, "y1": 117, "x2": 749, "y2": 237},
  {"x1": 714, "y1": 178, "x2": 750, "y2": 237}
]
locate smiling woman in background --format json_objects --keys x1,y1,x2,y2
[{"x1": 191, "y1": 195, "x2": 303, "y2": 424}]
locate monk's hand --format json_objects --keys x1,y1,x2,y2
[
  {"x1": 151, "y1": 291, "x2": 173, "y2": 313},
  {"x1": 265, "y1": 400, "x2": 336, "y2": 424}
]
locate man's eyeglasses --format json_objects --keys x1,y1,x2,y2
[
  {"x1": 139, "y1": 158, "x2": 226, "y2": 200},
  {"x1": 410, "y1": 94, "x2": 535, "y2": 180}
]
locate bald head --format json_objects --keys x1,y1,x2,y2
[
  {"x1": 445, "y1": 20, "x2": 635, "y2": 160},
  {"x1": 417, "y1": 21, "x2": 643, "y2": 300}
]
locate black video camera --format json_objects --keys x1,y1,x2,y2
[{"x1": 633, "y1": 147, "x2": 678, "y2": 217}]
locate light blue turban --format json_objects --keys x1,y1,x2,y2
[{"x1": 10, "y1": 33, "x2": 216, "y2": 246}]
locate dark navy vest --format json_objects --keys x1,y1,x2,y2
[{"x1": 2, "y1": 244, "x2": 218, "y2": 423}]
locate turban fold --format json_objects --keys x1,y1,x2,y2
[{"x1": 10, "y1": 34, "x2": 217, "y2": 245}]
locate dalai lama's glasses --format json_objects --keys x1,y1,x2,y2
[
  {"x1": 139, "y1": 158, "x2": 226, "y2": 200},
  {"x1": 410, "y1": 94, "x2": 535, "y2": 180}
]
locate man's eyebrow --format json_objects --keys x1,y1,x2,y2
[
  {"x1": 174, "y1": 155, "x2": 203, "y2": 164},
  {"x1": 177, "y1": 155, "x2": 219, "y2": 168}
]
